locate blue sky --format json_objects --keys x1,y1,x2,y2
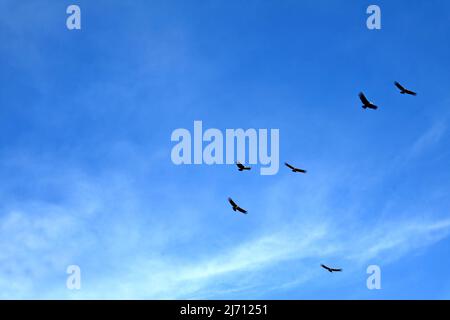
[{"x1": 1, "y1": 0, "x2": 450, "y2": 299}]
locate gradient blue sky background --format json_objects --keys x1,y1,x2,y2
[{"x1": 1, "y1": 0, "x2": 450, "y2": 299}]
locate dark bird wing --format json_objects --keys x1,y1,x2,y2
[
  {"x1": 228, "y1": 197, "x2": 237, "y2": 207},
  {"x1": 359, "y1": 92, "x2": 370, "y2": 105},
  {"x1": 285, "y1": 162, "x2": 296, "y2": 170},
  {"x1": 236, "y1": 162, "x2": 245, "y2": 170},
  {"x1": 331, "y1": 268, "x2": 343, "y2": 272},
  {"x1": 321, "y1": 264, "x2": 331, "y2": 271},
  {"x1": 395, "y1": 82, "x2": 417, "y2": 95},
  {"x1": 236, "y1": 206, "x2": 247, "y2": 214},
  {"x1": 394, "y1": 81, "x2": 405, "y2": 91}
]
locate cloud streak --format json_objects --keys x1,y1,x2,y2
[{"x1": 1, "y1": 158, "x2": 449, "y2": 299}]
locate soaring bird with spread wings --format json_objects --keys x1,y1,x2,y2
[
  {"x1": 228, "y1": 198, "x2": 248, "y2": 214},
  {"x1": 394, "y1": 81, "x2": 417, "y2": 96},
  {"x1": 236, "y1": 162, "x2": 251, "y2": 171},
  {"x1": 359, "y1": 92, "x2": 378, "y2": 110},
  {"x1": 285, "y1": 162, "x2": 307, "y2": 173},
  {"x1": 321, "y1": 264, "x2": 342, "y2": 273}
]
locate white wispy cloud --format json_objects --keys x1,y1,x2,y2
[
  {"x1": 409, "y1": 119, "x2": 447, "y2": 158},
  {"x1": 1, "y1": 161, "x2": 449, "y2": 299}
]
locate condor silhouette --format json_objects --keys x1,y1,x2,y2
[
  {"x1": 285, "y1": 162, "x2": 307, "y2": 173},
  {"x1": 394, "y1": 81, "x2": 417, "y2": 96},
  {"x1": 359, "y1": 92, "x2": 378, "y2": 110},
  {"x1": 228, "y1": 198, "x2": 248, "y2": 214},
  {"x1": 236, "y1": 162, "x2": 251, "y2": 171},
  {"x1": 321, "y1": 264, "x2": 342, "y2": 273}
]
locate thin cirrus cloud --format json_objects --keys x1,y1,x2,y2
[
  {"x1": 1, "y1": 156, "x2": 450, "y2": 299},
  {"x1": 409, "y1": 119, "x2": 448, "y2": 158}
]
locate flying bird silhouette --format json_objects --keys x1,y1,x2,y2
[
  {"x1": 284, "y1": 162, "x2": 307, "y2": 173},
  {"x1": 228, "y1": 197, "x2": 247, "y2": 214},
  {"x1": 321, "y1": 264, "x2": 342, "y2": 273},
  {"x1": 394, "y1": 81, "x2": 417, "y2": 96},
  {"x1": 236, "y1": 162, "x2": 251, "y2": 171},
  {"x1": 359, "y1": 92, "x2": 378, "y2": 110}
]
